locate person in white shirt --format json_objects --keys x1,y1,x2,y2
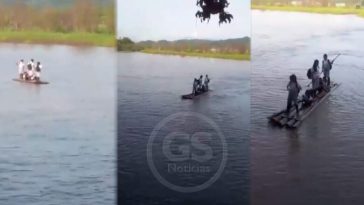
[
  {"x1": 26, "y1": 64, "x2": 34, "y2": 80},
  {"x1": 17, "y1": 59, "x2": 25, "y2": 79},
  {"x1": 322, "y1": 53, "x2": 340, "y2": 86}
]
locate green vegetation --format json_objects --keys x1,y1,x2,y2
[
  {"x1": 0, "y1": 0, "x2": 113, "y2": 8},
  {"x1": 117, "y1": 37, "x2": 251, "y2": 61},
  {"x1": 252, "y1": 0, "x2": 364, "y2": 7},
  {"x1": 0, "y1": 30, "x2": 114, "y2": 47},
  {"x1": 142, "y1": 49, "x2": 250, "y2": 60},
  {"x1": 117, "y1": 37, "x2": 143, "y2": 51},
  {"x1": 0, "y1": 0, "x2": 115, "y2": 46},
  {"x1": 252, "y1": 5, "x2": 364, "y2": 17}
]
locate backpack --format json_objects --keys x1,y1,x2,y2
[{"x1": 306, "y1": 68, "x2": 312, "y2": 79}]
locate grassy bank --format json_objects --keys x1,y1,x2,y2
[
  {"x1": 0, "y1": 30, "x2": 115, "y2": 47},
  {"x1": 252, "y1": 5, "x2": 364, "y2": 17},
  {"x1": 141, "y1": 49, "x2": 250, "y2": 61}
]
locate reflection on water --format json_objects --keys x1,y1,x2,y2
[
  {"x1": 0, "y1": 44, "x2": 115, "y2": 204},
  {"x1": 252, "y1": 11, "x2": 364, "y2": 205},
  {"x1": 118, "y1": 53, "x2": 250, "y2": 205}
]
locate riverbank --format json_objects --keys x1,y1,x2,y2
[
  {"x1": 141, "y1": 49, "x2": 250, "y2": 61},
  {"x1": 252, "y1": 5, "x2": 364, "y2": 17},
  {"x1": 0, "y1": 31, "x2": 115, "y2": 47}
]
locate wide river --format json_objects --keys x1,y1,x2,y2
[
  {"x1": 0, "y1": 44, "x2": 115, "y2": 204},
  {"x1": 252, "y1": 11, "x2": 364, "y2": 204},
  {"x1": 118, "y1": 53, "x2": 250, "y2": 205}
]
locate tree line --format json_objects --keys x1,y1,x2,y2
[
  {"x1": 252, "y1": 0, "x2": 362, "y2": 7},
  {"x1": 117, "y1": 37, "x2": 250, "y2": 54},
  {"x1": 0, "y1": 0, "x2": 115, "y2": 34}
]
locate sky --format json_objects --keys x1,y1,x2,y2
[{"x1": 117, "y1": 0, "x2": 251, "y2": 41}]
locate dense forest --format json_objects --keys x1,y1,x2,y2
[
  {"x1": 0, "y1": 0, "x2": 115, "y2": 34},
  {"x1": 117, "y1": 37, "x2": 251, "y2": 54}
]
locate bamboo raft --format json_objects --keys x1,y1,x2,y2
[
  {"x1": 13, "y1": 78, "x2": 49, "y2": 85},
  {"x1": 181, "y1": 89, "x2": 209, "y2": 99},
  {"x1": 268, "y1": 82, "x2": 340, "y2": 129}
]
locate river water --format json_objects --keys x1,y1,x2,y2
[
  {"x1": 118, "y1": 53, "x2": 250, "y2": 205},
  {"x1": 252, "y1": 11, "x2": 364, "y2": 205},
  {"x1": 0, "y1": 44, "x2": 115, "y2": 204}
]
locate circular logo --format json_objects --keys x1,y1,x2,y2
[{"x1": 147, "y1": 112, "x2": 227, "y2": 193}]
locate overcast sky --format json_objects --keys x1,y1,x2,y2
[{"x1": 117, "y1": 0, "x2": 250, "y2": 41}]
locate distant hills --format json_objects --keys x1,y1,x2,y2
[
  {"x1": 134, "y1": 37, "x2": 250, "y2": 53},
  {"x1": 0, "y1": 0, "x2": 113, "y2": 7},
  {"x1": 117, "y1": 37, "x2": 250, "y2": 60},
  {"x1": 136, "y1": 37, "x2": 251, "y2": 53}
]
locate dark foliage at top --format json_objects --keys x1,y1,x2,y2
[{"x1": 195, "y1": 0, "x2": 233, "y2": 24}]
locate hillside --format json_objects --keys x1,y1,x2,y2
[
  {"x1": 129, "y1": 37, "x2": 250, "y2": 53},
  {"x1": 117, "y1": 37, "x2": 251, "y2": 60}
]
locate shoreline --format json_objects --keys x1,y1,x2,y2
[
  {"x1": 140, "y1": 49, "x2": 250, "y2": 61},
  {"x1": 252, "y1": 5, "x2": 364, "y2": 18},
  {"x1": 0, "y1": 31, "x2": 115, "y2": 47}
]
